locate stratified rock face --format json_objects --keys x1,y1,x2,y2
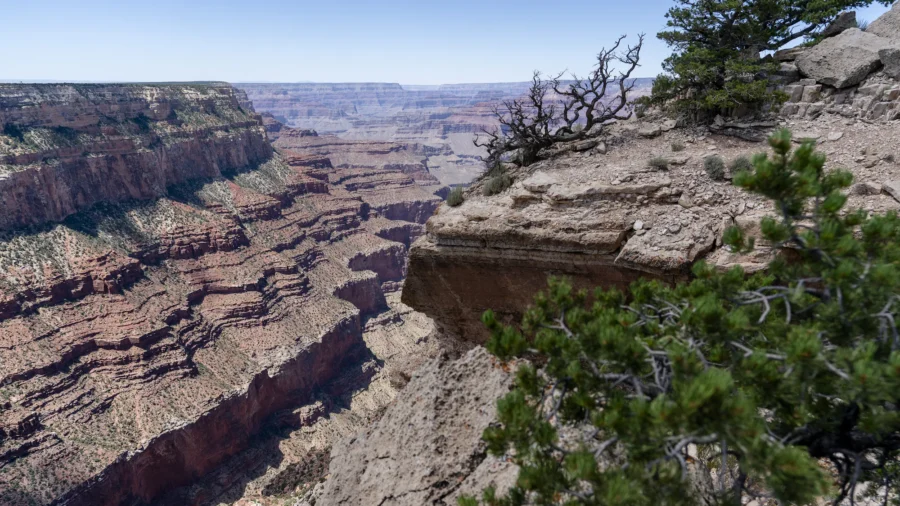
[
  {"x1": 403, "y1": 118, "x2": 900, "y2": 345},
  {"x1": 0, "y1": 84, "x2": 441, "y2": 505},
  {"x1": 235, "y1": 81, "x2": 654, "y2": 186},
  {"x1": 313, "y1": 347, "x2": 517, "y2": 506},
  {"x1": 0, "y1": 83, "x2": 273, "y2": 230}
]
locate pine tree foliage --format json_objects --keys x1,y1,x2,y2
[
  {"x1": 461, "y1": 130, "x2": 900, "y2": 506},
  {"x1": 645, "y1": 0, "x2": 892, "y2": 121}
]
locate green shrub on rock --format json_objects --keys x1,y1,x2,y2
[
  {"x1": 447, "y1": 187, "x2": 465, "y2": 207},
  {"x1": 644, "y1": 0, "x2": 891, "y2": 122},
  {"x1": 705, "y1": 155, "x2": 726, "y2": 181},
  {"x1": 483, "y1": 164, "x2": 514, "y2": 196},
  {"x1": 462, "y1": 129, "x2": 900, "y2": 506},
  {"x1": 729, "y1": 155, "x2": 753, "y2": 174}
]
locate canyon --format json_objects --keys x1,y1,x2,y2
[
  {"x1": 236, "y1": 81, "x2": 654, "y2": 187},
  {"x1": 0, "y1": 83, "x2": 444, "y2": 505},
  {"x1": 4, "y1": 9, "x2": 900, "y2": 503}
]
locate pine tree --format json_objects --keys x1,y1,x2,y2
[
  {"x1": 461, "y1": 129, "x2": 900, "y2": 505},
  {"x1": 646, "y1": 0, "x2": 892, "y2": 121}
]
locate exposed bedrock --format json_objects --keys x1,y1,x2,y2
[
  {"x1": 0, "y1": 85, "x2": 443, "y2": 505},
  {"x1": 58, "y1": 316, "x2": 364, "y2": 506},
  {"x1": 403, "y1": 120, "x2": 900, "y2": 345},
  {"x1": 404, "y1": 243, "x2": 668, "y2": 344},
  {"x1": 0, "y1": 83, "x2": 273, "y2": 231},
  {"x1": 313, "y1": 347, "x2": 517, "y2": 506}
]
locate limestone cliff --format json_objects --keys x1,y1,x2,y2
[
  {"x1": 0, "y1": 84, "x2": 440, "y2": 506},
  {"x1": 402, "y1": 114, "x2": 900, "y2": 344}
]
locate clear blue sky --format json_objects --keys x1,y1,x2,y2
[{"x1": 1, "y1": 0, "x2": 891, "y2": 85}]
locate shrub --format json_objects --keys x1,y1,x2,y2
[
  {"x1": 647, "y1": 156, "x2": 669, "y2": 171},
  {"x1": 729, "y1": 155, "x2": 753, "y2": 174},
  {"x1": 446, "y1": 187, "x2": 465, "y2": 207},
  {"x1": 463, "y1": 129, "x2": 900, "y2": 506},
  {"x1": 483, "y1": 174, "x2": 513, "y2": 196},
  {"x1": 133, "y1": 113, "x2": 152, "y2": 133},
  {"x1": 2, "y1": 123, "x2": 25, "y2": 142},
  {"x1": 482, "y1": 163, "x2": 514, "y2": 196},
  {"x1": 671, "y1": 141, "x2": 685, "y2": 152},
  {"x1": 704, "y1": 155, "x2": 726, "y2": 180}
]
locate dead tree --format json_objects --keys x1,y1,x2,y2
[{"x1": 475, "y1": 34, "x2": 644, "y2": 167}]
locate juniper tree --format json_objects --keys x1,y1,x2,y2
[
  {"x1": 646, "y1": 0, "x2": 892, "y2": 121},
  {"x1": 475, "y1": 35, "x2": 643, "y2": 167},
  {"x1": 461, "y1": 129, "x2": 900, "y2": 505}
]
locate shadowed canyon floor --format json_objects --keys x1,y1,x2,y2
[{"x1": 0, "y1": 84, "x2": 441, "y2": 506}]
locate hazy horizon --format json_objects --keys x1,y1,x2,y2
[{"x1": 3, "y1": 1, "x2": 890, "y2": 85}]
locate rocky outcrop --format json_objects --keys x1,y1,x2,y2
[
  {"x1": 0, "y1": 85, "x2": 442, "y2": 505},
  {"x1": 311, "y1": 347, "x2": 517, "y2": 506},
  {"x1": 780, "y1": 6, "x2": 900, "y2": 121},
  {"x1": 0, "y1": 83, "x2": 273, "y2": 231},
  {"x1": 821, "y1": 11, "x2": 856, "y2": 38},
  {"x1": 795, "y1": 28, "x2": 895, "y2": 89},
  {"x1": 403, "y1": 116, "x2": 900, "y2": 344}
]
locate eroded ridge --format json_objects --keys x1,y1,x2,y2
[{"x1": 0, "y1": 85, "x2": 440, "y2": 506}]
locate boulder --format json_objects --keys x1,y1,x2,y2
[
  {"x1": 881, "y1": 48, "x2": 900, "y2": 79},
  {"x1": 573, "y1": 139, "x2": 598, "y2": 152},
  {"x1": 884, "y1": 180, "x2": 900, "y2": 204},
  {"x1": 774, "y1": 62, "x2": 800, "y2": 83},
  {"x1": 821, "y1": 11, "x2": 857, "y2": 38},
  {"x1": 796, "y1": 28, "x2": 897, "y2": 88},
  {"x1": 638, "y1": 126, "x2": 663, "y2": 138},
  {"x1": 868, "y1": 2, "x2": 900, "y2": 41}
]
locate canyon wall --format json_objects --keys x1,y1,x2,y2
[{"x1": 0, "y1": 84, "x2": 441, "y2": 505}]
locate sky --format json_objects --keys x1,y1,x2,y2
[{"x1": 0, "y1": 0, "x2": 892, "y2": 85}]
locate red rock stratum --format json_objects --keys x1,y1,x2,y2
[{"x1": 0, "y1": 84, "x2": 440, "y2": 505}]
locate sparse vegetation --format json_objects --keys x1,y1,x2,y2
[
  {"x1": 463, "y1": 130, "x2": 900, "y2": 506},
  {"x1": 3, "y1": 123, "x2": 25, "y2": 142},
  {"x1": 447, "y1": 187, "x2": 465, "y2": 207},
  {"x1": 857, "y1": 18, "x2": 870, "y2": 31},
  {"x1": 729, "y1": 155, "x2": 753, "y2": 174},
  {"x1": 647, "y1": 156, "x2": 669, "y2": 171},
  {"x1": 483, "y1": 163, "x2": 514, "y2": 196},
  {"x1": 704, "y1": 154, "x2": 726, "y2": 181},
  {"x1": 671, "y1": 141, "x2": 685, "y2": 152},
  {"x1": 475, "y1": 35, "x2": 644, "y2": 167},
  {"x1": 133, "y1": 113, "x2": 152, "y2": 133}
]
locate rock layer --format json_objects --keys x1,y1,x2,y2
[
  {"x1": 0, "y1": 84, "x2": 441, "y2": 505},
  {"x1": 312, "y1": 347, "x2": 517, "y2": 506},
  {"x1": 403, "y1": 117, "x2": 900, "y2": 345}
]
